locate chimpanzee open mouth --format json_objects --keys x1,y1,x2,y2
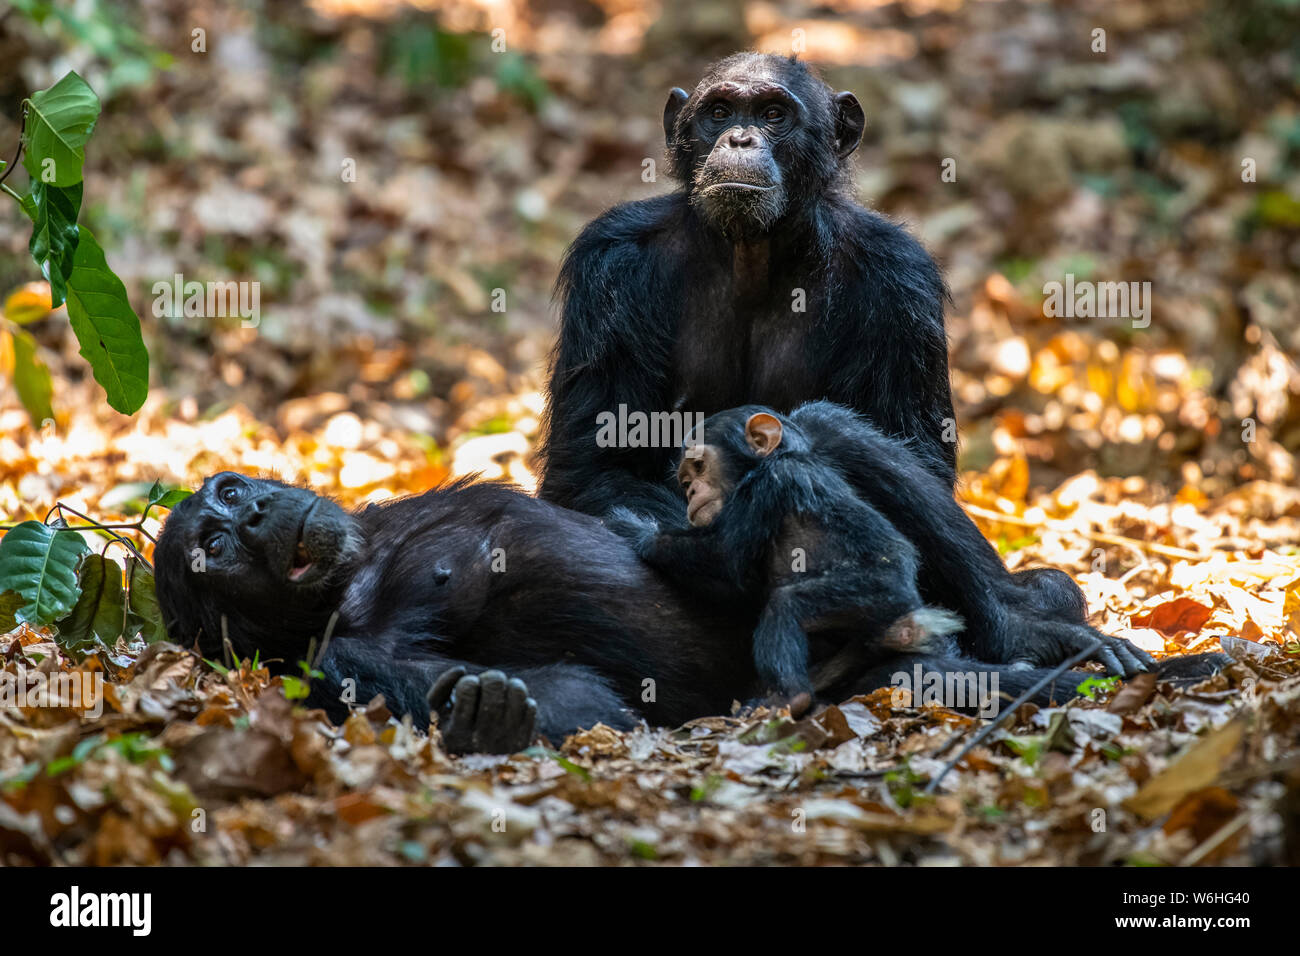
[{"x1": 286, "y1": 500, "x2": 318, "y2": 583}]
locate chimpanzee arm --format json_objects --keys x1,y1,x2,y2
[
  {"x1": 310, "y1": 633, "x2": 635, "y2": 753},
  {"x1": 631, "y1": 462, "x2": 814, "y2": 596},
  {"x1": 831, "y1": 211, "x2": 957, "y2": 484},
  {"x1": 538, "y1": 205, "x2": 686, "y2": 525},
  {"x1": 790, "y1": 401, "x2": 1152, "y2": 677}
]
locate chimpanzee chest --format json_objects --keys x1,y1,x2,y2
[{"x1": 671, "y1": 295, "x2": 824, "y2": 416}]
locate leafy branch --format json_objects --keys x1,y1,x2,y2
[
  {"x1": 1, "y1": 71, "x2": 150, "y2": 424},
  {"x1": 0, "y1": 480, "x2": 191, "y2": 655}
]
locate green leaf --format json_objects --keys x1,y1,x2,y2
[
  {"x1": 10, "y1": 328, "x2": 54, "y2": 425},
  {"x1": 0, "y1": 521, "x2": 90, "y2": 625},
  {"x1": 64, "y1": 227, "x2": 149, "y2": 415},
  {"x1": 21, "y1": 71, "x2": 100, "y2": 188},
  {"x1": 281, "y1": 675, "x2": 311, "y2": 700},
  {"x1": 24, "y1": 181, "x2": 81, "y2": 308},
  {"x1": 54, "y1": 554, "x2": 126, "y2": 654},
  {"x1": 0, "y1": 590, "x2": 22, "y2": 633},
  {"x1": 1076, "y1": 676, "x2": 1121, "y2": 701},
  {"x1": 125, "y1": 559, "x2": 166, "y2": 643},
  {"x1": 147, "y1": 480, "x2": 192, "y2": 512}
]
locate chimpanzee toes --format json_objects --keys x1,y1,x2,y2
[
  {"x1": 1097, "y1": 645, "x2": 1126, "y2": 677},
  {"x1": 1026, "y1": 622, "x2": 1154, "y2": 677},
  {"x1": 1113, "y1": 639, "x2": 1155, "y2": 677},
  {"x1": 432, "y1": 669, "x2": 539, "y2": 755}
]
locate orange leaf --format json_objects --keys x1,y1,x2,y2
[
  {"x1": 1131, "y1": 597, "x2": 1214, "y2": 637},
  {"x1": 3, "y1": 282, "x2": 54, "y2": 326}
]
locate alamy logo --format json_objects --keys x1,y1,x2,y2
[
  {"x1": 152, "y1": 273, "x2": 260, "y2": 328},
  {"x1": 0, "y1": 668, "x2": 103, "y2": 718},
  {"x1": 890, "y1": 664, "x2": 999, "y2": 718},
  {"x1": 595, "y1": 404, "x2": 704, "y2": 449},
  {"x1": 1042, "y1": 274, "x2": 1151, "y2": 328},
  {"x1": 49, "y1": 886, "x2": 151, "y2": 936}
]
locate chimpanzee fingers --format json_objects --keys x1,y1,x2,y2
[
  {"x1": 514, "y1": 696, "x2": 538, "y2": 752},
  {"x1": 501, "y1": 677, "x2": 536, "y2": 748},
  {"x1": 436, "y1": 671, "x2": 538, "y2": 754},
  {"x1": 472, "y1": 670, "x2": 509, "y2": 752},
  {"x1": 427, "y1": 665, "x2": 468, "y2": 712},
  {"x1": 443, "y1": 673, "x2": 481, "y2": 753}
]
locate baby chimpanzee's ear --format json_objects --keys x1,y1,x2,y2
[{"x1": 744, "y1": 413, "x2": 784, "y2": 456}]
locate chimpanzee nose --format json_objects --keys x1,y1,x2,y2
[
  {"x1": 726, "y1": 127, "x2": 756, "y2": 148},
  {"x1": 243, "y1": 496, "x2": 271, "y2": 530}
]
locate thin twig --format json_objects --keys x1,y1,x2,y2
[
  {"x1": 0, "y1": 104, "x2": 25, "y2": 189},
  {"x1": 923, "y1": 638, "x2": 1105, "y2": 794},
  {"x1": 42, "y1": 502, "x2": 153, "y2": 569},
  {"x1": 313, "y1": 611, "x2": 340, "y2": 671}
]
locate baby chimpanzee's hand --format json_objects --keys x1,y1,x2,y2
[{"x1": 604, "y1": 506, "x2": 661, "y2": 552}]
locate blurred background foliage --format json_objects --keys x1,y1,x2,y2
[{"x1": 0, "y1": 0, "x2": 1297, "y2": 504}]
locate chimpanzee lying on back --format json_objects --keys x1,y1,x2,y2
[{"x1": 154, "y1": 469, "x2": 1225, "y2": 753}]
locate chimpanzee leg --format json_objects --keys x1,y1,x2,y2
[
  {"x1": 1012, "y1": 567, "x2": 1089, "y2": 623},
  {"x1": 755, "y1": 567, "x2": 925, "y2": 698},
  {"x1": 791, "y1": 402, "x2": 1150, "y2": 675},
  {"x1": 752, "y1": 591, "x2": 815, "y2": 698},
  {"x1": 844, "y1": 653, "x2": 1087, "y2": 715}
]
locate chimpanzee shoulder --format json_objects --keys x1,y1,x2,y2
[{"x1": 829, "y1": 202, "x2": 949, "y2": 316}]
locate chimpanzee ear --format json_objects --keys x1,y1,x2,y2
[
  {"x1": 744, "y1": 413, "x2": 784, "y2": 456},
  {"x1": 663, "y1": 87, "x2": 689, "y2": 143},
  {"x1": 832, "y1": 91, "x2": 866, "y2": 160}
]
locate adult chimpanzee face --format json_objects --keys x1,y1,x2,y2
[
  {"x1": 663, "y1": 55, "x2": 867, "y2": 242},
  {"x1": 154, "y1": 472, "x2": 360, "y2": 657},
  {"x1": 683, "y1": 80, "x2": 797, "y2": 238}
]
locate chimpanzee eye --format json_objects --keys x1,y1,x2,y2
[
  {"x1": 205, "y1": 534, "x2": 224, "y2": 557},
  {"x1": 763, "y1": 106, "x2": 785, "y2": 122},
  {"x1": 710, "y1": 103, "x2": 731, "y2": 120},
  {"x1": 219, "y1": 484, "x2": 240, "y2": 504}
]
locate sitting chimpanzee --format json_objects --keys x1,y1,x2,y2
[
  {"x1": 610, "y1": 402, "x2": 1162, "y2": 701},
  {"x1": 156, "y1": 471, "x2": 1196, "y2": 753},
  {"x1": 609, "y1": 406, "x2": 963, "y2": 700},
  {"x1": 538, "y1": 52, "x2": 1091, "y2": 640}
]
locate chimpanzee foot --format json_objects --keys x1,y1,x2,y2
[
  {"x1": 1013, "y1": 621, "x2": 1154, "y2": 679},
  {"x1": 426, "y1": 667, "x2": 538, "y2": 754}
]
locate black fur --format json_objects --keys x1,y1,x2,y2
[
  {"x1": 613, "y1": 406, "x2": 956, "y2": 699},
  {"x1": 154, "y1": 471, "x2": 1226, "y2": 753},
  {"x1": 155, "y1": 474, "x2": 753, "y2": 751},
  {"x1": 539, "y1": 54, "x2": 955, "y2": 522},
  {"x1": 537, "y1": 54, "x2": 1089, "y2": 627}
]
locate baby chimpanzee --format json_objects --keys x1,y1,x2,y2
[{"x1": 608, "y1": 405, "x2": 961, "y2": 701}]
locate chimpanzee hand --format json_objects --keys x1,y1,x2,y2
[
  {"x1": 604, "y1": 506, "x2": 660, "y2": 553},
  {"x1": 426, "y1": 666, "x2": 538, "y2": 754},
  {"x1": 1010, "y1": 619, "x2": 1153, "y2": 678}
]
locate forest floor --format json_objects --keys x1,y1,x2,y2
[{"x1": 1, "y1": 0, "x2": 1299, "y2": 864}]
